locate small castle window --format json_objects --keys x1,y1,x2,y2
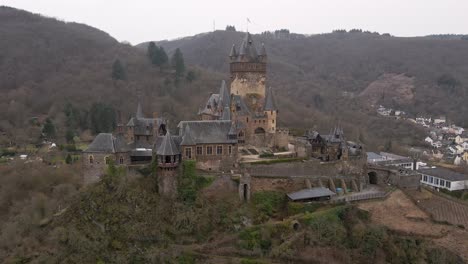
[
  {"x1": 246, "y1": 117, "x2": 249, "y2": 123},
  {"x1": 216, "y1": 146, "x2": 223, "y2": 155},
  {"x1": 228, "y1": 146, "x2": 232, "y2": 155},
  {"x1": 89, "y1": 155, "x2": 94, "y2": 164},
  {"x1": 196, "y1": 146, "x2": 203, "y2": 155},
  {"x1": 206, "y1": 146, "x2": 213, "y2": 155},
  {"x1": 263, "y1": 120, "x2": 266, "y2": 124},
  {"x1": 119, "y1": 156, "x2": 124, "y2": 164},
  {"x1": 272, "y1": 120, "x2": 275, "y2": 124},
  {"x1": 185, "y1": 147, "x2": 192, "y2": 159},
  {"x1": 104, "y1": 156, "x2": 110, "y2": 165}
]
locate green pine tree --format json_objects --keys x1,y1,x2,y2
[
  {"x1": 65, "y1": 154, "x2": 72, "y2": 164},
  {"x1": 112, "y1": 59, "x2": 126, "y2": 81},
  {"x1": 42, "y1": 118, "x2": 56, "y2": 139},
  {"x1": 171, "y1": 48, "x2": 185, "y2": 78}
]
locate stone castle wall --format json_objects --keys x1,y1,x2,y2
[{"x1": 230, "y1": 72, "x2": 266, "y2": 98}]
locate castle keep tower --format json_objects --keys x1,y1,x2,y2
[
  {"x1": 229, "y1": 32, "x2": 267, "y2": 102},
  {"x1": 228, "y1": 32, "x2": 283, "y2": 147}
]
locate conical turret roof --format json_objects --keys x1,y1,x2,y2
[
  {"x1": 156, "y1": 130, "x2": 180, "y2": 155},
  {"x1": 219, "y1": 80, "x2": 230, "y2": 108},
  {"x1": 229, "y1": 44, "x2": 237, "y2": 57},
  {"x1": 136, "y1": 101, "x2": 144, "y2": 119},
  {"x1": 264, "y1": 87, "x2": 277, "y2": 111},
  {"x1": 221, "y1": 106, "x2": 231, "y2": 120},
  {"x1": 259, "y1": 43, "x2": 267, "y2": 56}
]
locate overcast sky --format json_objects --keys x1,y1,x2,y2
[{"x1": 3, "y1": 0, "x2": 468, "y2": 44}]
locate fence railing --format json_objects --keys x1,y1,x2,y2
[{"x1": 333, "y1": 191, "x2": 389, "y2": 203}]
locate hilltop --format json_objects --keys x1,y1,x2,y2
[
  {"x1": 0, "y1": 6, "x2": 465, "y2": 152},
  {"x1": 140, "y1": 29, "x2": 468, "y2": 127},
  {"x1": 0, "y1": 6, "x2": 222, "y2": 146}
]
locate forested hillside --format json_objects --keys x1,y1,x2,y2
[
  {"x1": 142, "y1": 30, "x2": 468, "y2": 127},
  {"x1": 0, "y1": 6, "x2": 222, "y2": 146},
  {"x1": 2, "y1": 6, "x2": 467, "y2": 152},
  {"x1": 139, "y1": 30, "x2": 468, "y2": 150}
]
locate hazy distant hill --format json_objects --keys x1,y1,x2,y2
[{"x1": 139, "y1": 30, "x2": 468, "y2": 128}]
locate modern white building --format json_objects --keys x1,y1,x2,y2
[
  {"x1": 419, "y1": 167, "x2": 468, "y2": 191},
  {"x1": 367, "y1": 151, "x2": 417, "y2": 170}
]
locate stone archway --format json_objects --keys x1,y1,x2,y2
[
  {"x1": 254, "y1": 127, "x2": 265, "y2": 134},
  {"x1": 243, "y1": 184, "x2": 248, "y2": 201},
  {"x1": 368, "y1": 171, "x2": 378, "y2": 184}
]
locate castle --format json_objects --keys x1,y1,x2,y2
[{"x1": 82, "y1": 32, "x2": 364, "y2": 196}]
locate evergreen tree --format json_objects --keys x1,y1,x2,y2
[
  {"x1": 171, "y1": 48, "x2": 185, "y2": 78},
  {"x1": 42, "y1": 118, "x2": 56, "y2": 139},
  {"x1": 147, "y1": 41, "x2": 156, "y2": 60},
  {"x1": 90, "y1": 103, "x2": 116, "y2": 134},
  {"x1": 147, "y1": 42, "x2": 168, "y2": 69},
  {"x1": 65, "y1": 129, "x2": 75, "y2": 143},
  {"x1": 112, "y1": 59, "x2": 126, "y2": 81},
  {"x1": 65, "y1": 154, "x2": 72, "y2": 164},
  {"x1": 157, "y1": 47, "x2": 168, "y2": 66}
]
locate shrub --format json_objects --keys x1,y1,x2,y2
[{"x1": 252, "y1": 191, "x2": 285, "y2": 221}]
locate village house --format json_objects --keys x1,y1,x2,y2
[{"x1": 419, "y1": 167, "x2": 468, "y2": 191}]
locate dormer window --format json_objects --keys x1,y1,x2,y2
[{"x1": 89, "y1": 155, "x2": 94, "y2": 164}]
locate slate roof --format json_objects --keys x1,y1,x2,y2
[
  {"x1": 219, "y1": 80, "x2": 230, "y2": 107},
  {"x1": 156, "y1": 131, "x2": 180, "y2": 156},
  {"x1": 287, "y1": 187, "x2": 336, "y2": 201},
  {"x1": 85, "y1": 133, "x2": 129, "y2": 153},
  {"x1": 178, "y1": 120, "x2": 237, "y2": 145},
  {"x1": 231, "y1": 95, "x2": 251, "y2": 115},
  {"x1": 128, "y1": 117, "x2": 165, "y2": 136},
  {"x1": 235, "y1": 32, "x2": 261, "y2": 62},
  {"x1": 264, "y1": 87, "x2": 277, "y2": 111},
  {"x1": 221, "y1": 106, "x2": 231, "y2": 120},
  {"x1": 229, "y1": 44, "x2": 237, "y2": 57},
  {"x1": 136, "y1": 101, "x2": 143, "y2": 119},
  {"x1": 259, "y1": 43, "x2": 267, "y2": 56},
  {"x1": 199, "y1": 80, "x2": 231, "y2": 117},
  {"x1": 418, "y1": 167, "x2": 468, "y2": 182},
  {"x1": 180, "y1": 125, "x2": 196, "y2": 145}
]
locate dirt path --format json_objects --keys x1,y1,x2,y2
[{"x1": 358, "y1": 189, "x2": 468, "y2": 261}]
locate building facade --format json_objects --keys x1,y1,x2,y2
[{"x1": 419, "y1": 167, "x2": 468, "y2": 191}]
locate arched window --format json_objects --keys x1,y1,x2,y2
[
  {"x1": 89, "y1": 155, "x2": 94, "y2": 164},
  {"x1": 254, "y1": 127, "x2": 266, "y2": 134},
  {"x1": 104, "y1": 156, "x2": 110, "y2": 165},
  {"x1": 119, "y1": 156, "x2": 124, "y2": 165}
]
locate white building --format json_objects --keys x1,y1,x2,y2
[
  {"x1": 432, "y1": 141, "x2": 442, "y2": 148},
  {"x1": 419, "y1": 167, "x2": 468, "y2": 191},
  {"x1": 425, "y1": 137, "x2": 433, "y2": 144},
  {"x1": 367, "y1": 151, "x2": 416, "y2": 170},
  {"x1": 434, "y1": 116, "x2": 446, "y2": 125}
]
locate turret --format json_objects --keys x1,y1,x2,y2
[
  {"x1": 229, "y1": 44, "x2": 237, "y2": 62},
  {"x1": 156, "y1": 130, "x2": 180, "y2": 169}
]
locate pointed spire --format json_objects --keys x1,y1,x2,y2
[
  {"x1": 229, "y1": 44, "x2": 237, "y2": 57},
  {"x1": 156, "y1": 130, "x2": 180, "y2": 155},
  {"x1": 219, "y1": 80, "x2": 230, "y2": 108},
  {"x1": 239, "y1": 40, "x2": 247, "y2": 56},
  {"x1": 221, "y1": 106, "x2": 231, "y2": 120},
  {"x1": 244, "y1": 32, "x2": 253, "y2": 44},
  {"x1": 259, "y1": 43, "x2": 267, "y2": 56},
  {"x1": 264, "y1": 87, "x2": 277, "y2": 111},
  {"x1": 180, "y1": 125, "x2": 196, "y2": 145}
]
